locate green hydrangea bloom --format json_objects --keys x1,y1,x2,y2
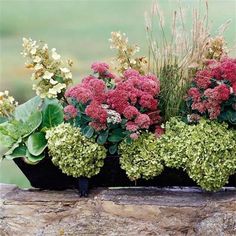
[
  {"x1": 119, "y1": 132, "x2": 164, "y2": 181},
  {"x1": 157, "y1": 118, "x2": 236, "y2": 191},
  {"x1": 46, "y1": 123, "x2": 107, "y2": 178}
]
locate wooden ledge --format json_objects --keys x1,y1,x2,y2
[{"x1": 1, "y1": 184, "x2": 236, "y2": 235}]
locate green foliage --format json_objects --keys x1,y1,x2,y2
[
  {"x1": 156, "y1": 118, "x2": 189, "y2": 169},
  {"x1": 26, "y1": 132, "x2": 47, "y2": 156},
  {"x1": 0, "y1": 116, "x2": 8, "y2": 124},
  {"x1": 0, "y1": 98, "x2": 64, "y2": 164},
  {"x1": 46, "y1": 123, "x2": 107, "y2": 178},
  {"x1": 97, "y1": 130, "x2": 109, "y2": 145},
  {"x1": 82, "y1": 126, "x2": 94, "y2": 138},
  {"x1": 157, "y1": 118, "x2": 236, "y2": 191},
  {"x1": 14, "y1": 96, "x2": 42, "y2": 122},
  {"x1": 0, "y1": 111, "x2": 42, "y2": 149},
  {"x1": 4, "y1": 144, "x2": 26, "y2": 160},
  {"x1": 25, "y1": 149, "x2": 44, "y2": 164},
  {"x1": 119, "y1": 132, "x2": 164, "y2": 181},
  {"x1": 41, "y1": 98, "x2": 64, "y2": 128},
  {"x1": 73, "y1": 102, "x2": 130, "y2": 154},
  {"x1": 158, "y1": 65, "x2": 191, "y2": 122},
  {"x1": 109, "y1": 143, "x2": 118, "y2": 155},
  {"x1": 218, "y1": 108, "x2": 236, "y2": 126}
]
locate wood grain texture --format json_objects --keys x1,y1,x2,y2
[{"x1": 0, "y1": 184, "x2": 236, "y2": 236}]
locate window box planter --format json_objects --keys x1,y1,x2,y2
[{"x1": 13, "y1": 154, "x2": 236, "y2": 191}]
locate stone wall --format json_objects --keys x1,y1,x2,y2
[{"x1": 0, "y1": 184, "x2": 236, "y2": 235}]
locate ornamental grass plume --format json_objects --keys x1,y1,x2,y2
[
  {"x1": 21, "y1": 38, "x2": 73, "y2": 99},
  {"x1": 145, "y1": 1, "x2": 230, "y2": 121}
]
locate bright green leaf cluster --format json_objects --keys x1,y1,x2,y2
[
  {"x1": 46, "y1": 123, "x2": 107, "y2": 178},
  {"x1": 119, "y1": 132, "x2": 164, "y2": 181},
  {"x1": 0, "y1": 96, "x2": 64, "y2": 164},
  {"x1": 157, "y1": 117, "x2": 236, "y2": 191}
]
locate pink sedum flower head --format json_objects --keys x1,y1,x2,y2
[
  {"x1": 130, "y1": 133, "x2": 139, "y2": 140},
  {"x1": 188, "y1": 88, "x2": 201, "y2": 102},
  {"x1": 123, "y1": 69, "x2": 140, "y2": 79},
  {"x1": 123, "y1": 106, "x2": 139, "y2": 119},
  {"x1": 89, "y1": 121, "x2": 107, "y2": 131},
  {"x1": 64, "y1": 105, "x2": 78, "y2": 120},
  {"x1": 85, "y1": 102, "x2": 108, "y2": 124},
  {"x1": 135, "y1": 114, "x2": 151, "y2": 129},
  {"x1": 91, "y1": 62, "x2": 109, "y2": 74},
  {"x1": 64, "y1": 62, "x2": 162, "y2": 145},
  {"x1": 154, "y1": 125, "x2": 165, "y2": 138},
  {"x1": 232, "y1": 83, "x2": 236, "y2": 94},
  {"x1": 194, "y1": 70, "x2": 212, "y2": 89},
  {"x1": 186, "y1": 57, "x2": 236, "y2": 122},
  {"x1": 126, "y1": 121, "x2": 139, "y2": 132}
]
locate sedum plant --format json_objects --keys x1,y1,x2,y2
[
  {"x1": 64, "y1": 63, "x2": 162, "y2": 155},
  {"x1": 186, "y1": 57, "x2": 236, "y2": 125},
  {"x1": 46, "y1": 123, "x2": 107, "y2": 178},
  {"x1": 119, "y1": 132, "x2": 164, "y2": 181},
  {"x1": 157, "y1": 117, "x2": 236, "y2": 191}
]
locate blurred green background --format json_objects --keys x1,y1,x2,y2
[{"x1": 0, "y1": 0, "x2": 236, "y2": 188}]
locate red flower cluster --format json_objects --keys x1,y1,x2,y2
[
  {"x1": 65, "y1": 63, "x2": 161, "y2": 138},
  {"x1": 187, "y1": 57, "x2": 236, "y2": 119},
  {"x1": 106, "y1": 69, "x2": 161, "y2": 137},
  {"x1": 65, "y1": 63, "x2": 112, "y2": 130},
  {"x1": 64, "y1": 105, "x2": 78, "y2": 120}
]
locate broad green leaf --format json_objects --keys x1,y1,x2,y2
[
  {"x1": 109, "y1": 144, "x2": 117, "y2": 155},
  {"x1": 42, "y1": 102, "x2": 64, "y2": 128},
  {"x1": 54, "y1": 76, "x2": 64, "y2": 83},
  {"x1": 0, "y1": 111, "x2": 42, "y2": 149},
  {"x1": 82, "y1": 126, "x2": 94, "y2": 138},
  {"x1": 22, "y1": 157, "x2": 40, "y2": 165},
  {"x1": 125, "y1": 137, "x2": 132, "y2": 144},
  {"x1": 5, "y1": 144, "x2": 27, "y2": 160},
  {"x1": 0, "y1": 116, "x2": 7, "y2": 124},
  {"x1": 3, "y1": 138, "x2": 22, "y2": 156},
  {"x1": 25, "y1": 149, "x2": 45, "y2": 164},
  {"x1": 14, "y1": 96, "x2": 42, "y2": 122},
  {"x1": 22, "y1": 111, "x2": 42, "y2": 137},
  {"x1": 97, "y1": 130, "x2": 109, "y2": 145},
  {"x1": 227, "y1": 110, "x2": 236, "y2": 124},
  {"x1": 111, "y1": 128, "x2": 124, "y2": 135},
  {"x1": 0, "y1": 131, "x2": 16, "y2": 148},
  {"x1": 108, "y1": 134, "x2": 124, "y2": 143},
  {"x1": 0, "y1": 120, "x2": 23, "y2": 139},
  {"x1": 26, "y1": 132, "x2": 47, "y2": 156}
]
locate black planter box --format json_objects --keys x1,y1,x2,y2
[{"x1": 14, "y1": 155, "x2": 236, "y2": 190}]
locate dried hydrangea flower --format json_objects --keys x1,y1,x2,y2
[
  {"x1": 0, "y1": 91, "x2": 18, "y2": 118},
  {"x1": 204, "y1": 36, "x2": 228, "y2": 60},
  {"x1": 21, "y1": 37, "x2": 73, "y2": 99},
  {"x1": 109, "y1": 32, "x2": 147, "y2": 75}
]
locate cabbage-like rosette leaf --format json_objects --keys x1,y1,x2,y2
[
  {"x1": 14, "y1": 96, "x2": 42, "y2": 122},
  {"x1": 26, "y1": 132, "x2": 47, "y2": 156},
  {"x1": 41, "y1": 98, "x2": 64, "y2": 128}
]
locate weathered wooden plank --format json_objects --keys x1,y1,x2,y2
[{"x1": 0, "y1": 184, "x2": 236, "y2": 235}]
